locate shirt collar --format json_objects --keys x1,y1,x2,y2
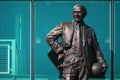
[{"x1": 72, "y1": 20, "x2": 85, "y2": 26}]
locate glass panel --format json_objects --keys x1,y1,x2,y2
[
  {"x1": 114, "y1": 1, "x2": 120, "y2": 80},
  {"x1": 35, "y1": 1, "x2": 111, "y2": 80},
  {"x1": 0, "y1": 0, "x2": 32, "y2": 1},
  {"x1": 0, "y1": 2, "x2": 31, "y2": 80}
]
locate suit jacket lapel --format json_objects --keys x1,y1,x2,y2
[
  {"x1": 82, "y1": 25, "x2": 88, "y2": 47},
  {"x1": 62, "y1": 22, "x2": 74, "y2": 48}
]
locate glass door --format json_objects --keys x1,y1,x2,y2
[
  {"x1": 114, "y1": 1, "x2": 120, "y2": 80},
  {"x1": 34, "y1": 1, "x2": 111, "y2": 80},
  {"x1": 0, "y1": 1, "x2": 31, "y2": 80}
]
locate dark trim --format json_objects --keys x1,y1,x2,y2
[
  {"x1": 111, "y1": 0, "x2": 114, "y2": 80},
  {"x1": 0, "y1": 0, "x2": 111, "y2": 1},
  {"x1": 31, "y1": 0, "x2": 34, "y2": 80},
  {"x1": 34, "y1": 0, "x2": 110, "y2": 1}
]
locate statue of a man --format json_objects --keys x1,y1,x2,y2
[{"x1": 46, "y1": 4, "x2": 107, "y2": 80}]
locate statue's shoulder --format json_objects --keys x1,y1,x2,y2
[
  {"x1": 61, "y1": 21, "x2": 73, "y2": 25},
  {"x1": 84, "y1": 24, "x2": 94, "y2": 32}
]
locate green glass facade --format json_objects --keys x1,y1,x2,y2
[{"x1": 0, "y1": 1, "x2": 119, "y2": 80}]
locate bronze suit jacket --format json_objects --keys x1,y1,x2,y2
[{"x1": 46, "y1": 21, "x2": 107, "y2": 74}]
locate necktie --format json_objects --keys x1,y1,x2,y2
[{"x1": 76, "y1": 23, "x2": 83, "y2": 56}]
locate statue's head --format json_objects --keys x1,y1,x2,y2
[{"x1": 73, "y1": 4, "x2": 87, "y2": 22}]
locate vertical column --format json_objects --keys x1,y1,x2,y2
[
  {"x1": 111, "y1": 0, "x2": 114, "y2": 80},
  {"x1": 31, "y1": 0, "x2": 34, "y2": 80}
]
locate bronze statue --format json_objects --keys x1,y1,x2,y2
[{"x1": 46, "y1": 4, "x2": 107, "y2": 80}]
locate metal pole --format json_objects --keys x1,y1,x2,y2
[
  {"x1": 31, "y1": 0, "x2": 34, "y2": 80},
  {"x1": 111, "y1": 0, "x2": 114, "y2": 80}
]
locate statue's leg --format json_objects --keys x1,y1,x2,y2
[{"x1": 62, "y1": 73, "x2": 78, "y2": 80}]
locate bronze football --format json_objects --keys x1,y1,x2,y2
[{"x1": 92, "y1": 63, "x2": 103, "y2": 76}]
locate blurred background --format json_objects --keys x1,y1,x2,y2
[{"x1": 0, "y1": 0, "x2": 119, "y2": 80}]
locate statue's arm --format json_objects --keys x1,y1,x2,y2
[
  {"x1": 46, "y1": 23, "x2": 63, "y2": 54},
  {"x1": 92, "y1": 30, "x2": 108, "y2": 71}
]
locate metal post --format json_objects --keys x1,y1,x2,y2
[
  {"x1": 30, "y1": 0, "x2": 34, "y2": 80},
  {"x1": 111, "y1": 0, "x2": 114, "y2": 80}
]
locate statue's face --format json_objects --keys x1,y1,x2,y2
[{"x1": 73, "y1": 6, "x2": 84, "y2": 22}]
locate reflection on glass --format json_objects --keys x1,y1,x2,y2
[
  {"x1": 35, "y1": 1, "x2": 111, "y2": 80},
  {"x1": 114, "y1": 1, "x2": 120, "y2": 80},
  {"x1": 0, "y1": 2, "x2": 31, "y2": 80}
]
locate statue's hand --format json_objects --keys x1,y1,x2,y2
[{"x1": 99, "y1": 62, "x2": 108, "y2": 73}]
